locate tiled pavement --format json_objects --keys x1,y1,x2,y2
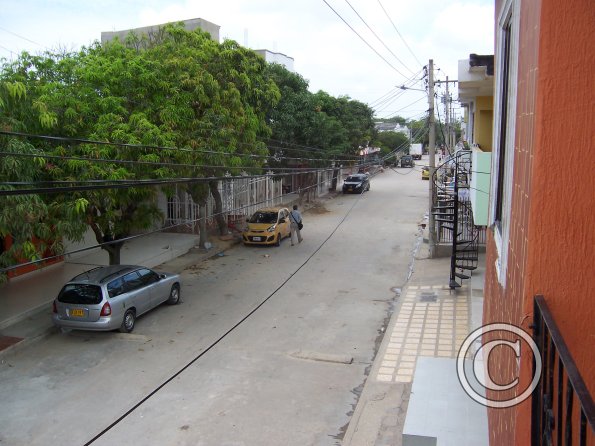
[{"x1": 376, "y1": 284, "x2": 469, "y2": 384}]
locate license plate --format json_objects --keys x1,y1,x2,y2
[
  {"x1": 70, "y1": 309, "x2": 84, "y2": 317},
  {"x1": 348, "y1": 188, "x2": 353, "y2": 191},
  {"x1": 252, "y1": 237, "x2": 262, "y2": 241}
]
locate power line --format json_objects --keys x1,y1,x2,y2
[
  {"x1": 343, "y1": 0, "x2": 416, "y2": 75},
  {"x1": 0, "y1": 131, "x2": 360, "y2": 164},
  {"x1": 0, "y1": 26, "x2": 47, "y2": 50},
  {"x1": 320, "y1": 0, "x2": 409, "y2": 79},
  {"x1": 0, "y1": 166, "x2": 368, "y2": 275},
  {"x1": 0, "y1": 167, "x2": 337, "y2": 197},
  {"x1": 376, "y1": 0, "x2": 423, "y2": 67}
]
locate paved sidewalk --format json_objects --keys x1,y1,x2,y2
[{"x1": 343, "y1": 248, "x2": 488, "y2": 445}]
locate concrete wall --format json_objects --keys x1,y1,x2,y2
[
  {"x1": 484, "y1": 0, "x2": 595, "y2": 445},
  {"x1": 474, "y1": 96, "x2": 493, "y2": 151},
  {"x1": 470, "y1": 151, "x2": 491, "y2": 226}
]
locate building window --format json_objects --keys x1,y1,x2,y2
[{"x1": 490, "y1": 0, "x2": 519, "y2": 286}]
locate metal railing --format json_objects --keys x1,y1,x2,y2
[{"x1": 532, "y1": 295, "x2": 595, "y2": 445}]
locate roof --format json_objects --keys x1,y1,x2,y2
[{"x1": 70, "y1": 265, "x2": 137, "y2": 284}]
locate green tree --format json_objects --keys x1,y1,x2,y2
[
  {"x1": 374, "y1": 131, "x2": 410, "y2": 160},
  {"x1": 0, "y1": 79, "x2": 88, "y2": 279},
  {"x1": 1, "y1": 24, "x2": 280, "y2": 263}
]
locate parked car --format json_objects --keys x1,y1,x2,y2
[
  {"x1": 242, "y1": 207, "x2": 291, "y2": 246},
  {"x1": 52, "y1": 265, "x2": 181, "y2": 333},
  {"x1": 421, "y1": 166, "x2": 430, "y2": 180},
  {"x1": 342, "y1": 174, "x2": 370, "y2": 194},
  {"x1": 400, "y1": 155, "x2": 414, "y2": 168}
]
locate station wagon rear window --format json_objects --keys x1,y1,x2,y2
[{"x1": 58, "y1": 284, "x2": 103, "y2": 304}]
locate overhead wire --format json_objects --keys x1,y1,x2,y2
[
  {"x1": 376, "y1": 0, "x2": 423, "y2": 67},
  {"x1": 0, "y1": 130, "x2": 360, "y2": 161},
  {"x1": 343, "y1": 0, "x2": 416, "y2": 75},
  {"x1": 0, "y1": 25, "x2": 47, "y2": 50},
  {"x1": 0, "y1": 164, "x2": 369, "y2": 275},
  {"x1": 320, "y1": 0, "x2": 410, "y2": 79}
]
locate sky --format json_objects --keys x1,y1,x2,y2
[{"x1": 0, "y1": 0, "x2": 494, "y2": 121}]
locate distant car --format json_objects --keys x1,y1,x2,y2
[
  {"x1": 342, "y1": 174, "x2": 370, "y2": 194},
  {"x1": 421, "y1": 166, "x2": 430, "y2": 180},
  {"x1": 52, "y1": 265, "x2": 181, "y2": 333},
  {"x1": 243, "y1": 207, "x2": 291, "y2": 246},
  {"x1": 400, "y1": 155, "x2": 414, "y2": 168}
]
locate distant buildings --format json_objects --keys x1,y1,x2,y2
[
  {"x1": 374, "y1": 122, "x2": 410, "y2": 137},
  {"x1": 101, "y1": 18, "x2": 221, "y2": 44},
  {"x1": 101, "y1": 19, "x2": 296, "y2": 74},
  {"x1": 253, "y1": 49, "x2": 294, "y2": 72}
]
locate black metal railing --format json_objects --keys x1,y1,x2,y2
[
  {"x1": 532, "y1": 295, "x2": 595, "y2": 445},
  {"x1": 431, "y1": 150, "x2": 480, "y2": 288}
]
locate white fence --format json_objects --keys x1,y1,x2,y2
[{"x1": 163, "y1": 171, "x2": 337, "y2": 234}]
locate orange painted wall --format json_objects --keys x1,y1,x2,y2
[
  {"x1": 521, "y1": 0, "x2": 595, "y2": 443},
  {"x1": 485, "y1": 0, "x2": 595, "y2": 445}
]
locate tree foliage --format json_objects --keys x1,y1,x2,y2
[{"x1": 1, "y1": 24, "x2": 376, "y2": 270}]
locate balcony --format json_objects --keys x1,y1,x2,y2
[{"x1": 532, "y1": 296, "x2": 595, "y2": 445}]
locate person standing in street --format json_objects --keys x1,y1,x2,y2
[{"x1": 289, "y1": 204, "x2": 303, "y2": 246}]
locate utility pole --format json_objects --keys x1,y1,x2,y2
[
  {"x1": 445, "y1": 76, "x2": 450, "y2": 152},
  {"x1": 428, "y1": 59, "x2": 436, "y2": 258}
]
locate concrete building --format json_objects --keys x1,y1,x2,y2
[
  {"x1": 458, "y1": 54, "x2": 494, "y2": 227},
  {"x1": 483, "y1": 0, "x2": 594, "y2": 444},
  {"x1": 458, "y1": 54, "x2": 494, "y2": 152},
  {"x1": 101, "y1": 18, "x2": 220, "y2": 44},
  {"x1": 253, "y1": 49, "x2": 294, "y2": 72}
]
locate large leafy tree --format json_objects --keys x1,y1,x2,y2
[
  {"x1": 0, "y1": 24, "x2": 280, "y2": 264},
  {"x1": 0, "y1": 79, "x2": 88, "y2": 279},
  {"x1": 136, "y1": 27, "x2": 279, "y2": 239},
  {"x1": 265, "y1": 64, "x2": 374, "y2": 192}
]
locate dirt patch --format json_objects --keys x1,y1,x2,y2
[{"x1": 306, "y1": 202, "x2": 330, "y2": 214}]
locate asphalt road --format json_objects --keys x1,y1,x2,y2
[{"x1": 0, "y1": 165, "x2": 428, "y2": 446}]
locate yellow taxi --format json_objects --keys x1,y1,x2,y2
[
  {"x1": 242, "y1": 207, "x2": 291, "y2": 246},
  {"x1": 421, "y1": 166, "x2": 430, "y2": 180}
]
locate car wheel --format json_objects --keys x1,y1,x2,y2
[
  {"x1": 167, "y1": 284, "x2": 180, "y2": 305},
  {"x1": 275, "y1": 233, "x2": 281, "y2": 247},
  {"x1": 119, "y1": 309, "x2": 136, "y2": 333}
]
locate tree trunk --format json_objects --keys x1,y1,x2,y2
[
  {"x1": 88, "y1": 219, "x2": 126, "y2": 265},
  {"x1": 103, "y1": 242, "x2": 124, "y2": 265},
  {"x1": 187, "y1": 183, "x2": 210, "y2": 249},
  {"x1": 330, "y1": 168, "x2": 340, "y2": 191},
  {"x1": 198, "y1": 204, "x2": 208, "y2": 248},
  {"x1": 209, "y1": 181, "x2": 228, "y2": 235}
]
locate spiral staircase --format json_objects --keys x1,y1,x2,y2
[{"x1": 431, "y1": 151, "x2": 479, "y2": 289}]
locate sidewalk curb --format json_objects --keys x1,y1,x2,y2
[{"x1": 0, "y1": 325, "x2": 57, "y2": 361}]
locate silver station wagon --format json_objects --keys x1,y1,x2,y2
[{"x1": 52, "y1": 265, "x2": 181, "y2": 333}]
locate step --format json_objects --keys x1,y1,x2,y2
[
  {"x1": 455, "y1": 256, "x2": 478, "y2": 262},
  {"x1": 434, "y1": 205, "x2": 455, "y2": 210},
  {"x1": 456, "y1": 264, "x2": 478, "y2": 271},
  {"x1": 435, "y1": 217, "x2": 454, "y2": 223},
  {"x1": 449, "y1": 280, "x2": 461, "y2": 289},
  {"x1": 454, "y1": 272, "x2": 470, "y2": 280}
]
